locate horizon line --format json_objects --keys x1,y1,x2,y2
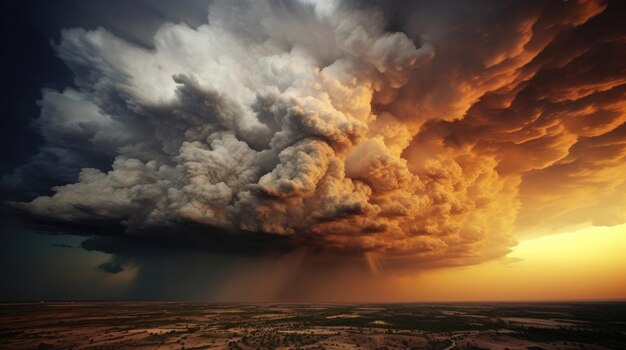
[{"x1": 2, "y1": 298, "x2": 626, "y2": 304}]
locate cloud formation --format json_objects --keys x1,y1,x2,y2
[{"x1": 6, "y1": 0, "x2": 625, "y2": 269}]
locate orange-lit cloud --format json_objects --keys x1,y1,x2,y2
[{"x1": 5, "y1": 0, "x2": 625, "y2": 278}]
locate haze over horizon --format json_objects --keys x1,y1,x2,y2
[{"x1": 1, "y1": 0, "x2": 625, "y2": 303}]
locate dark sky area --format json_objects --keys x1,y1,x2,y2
[
  {"x1": 0, "y1": 0, "x2": 212, "y2": 301},
  {"x1": 1, "y1": 0, "x2": 210, "y2": 198}
]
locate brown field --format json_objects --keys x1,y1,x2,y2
[{"x1": 1, "y1": 302, "x2": 624, "y2": 349}]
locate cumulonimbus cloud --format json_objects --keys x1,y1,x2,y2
[{"x1": 5, "y1": 0, "x2": 626, "y2": 268}]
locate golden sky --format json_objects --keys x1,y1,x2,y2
[{"x1": 394, "y1": 223, "x2": 626, "y2": 302}]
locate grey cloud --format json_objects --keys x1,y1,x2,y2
[{"x1": 6, "y1": 0, "x2": 624, "y2": 270}]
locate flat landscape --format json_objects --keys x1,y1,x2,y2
[{"x1": 1, "y1": 302, "x2": 624, "y2": 350}]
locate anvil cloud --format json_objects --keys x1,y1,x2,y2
[{"x1": 6, "y1": 0, "x2": 626, "y2": 269}]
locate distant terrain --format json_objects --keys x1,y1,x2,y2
[{"x1": 1, "y1": 302, "x2": 625, "y2": 349}]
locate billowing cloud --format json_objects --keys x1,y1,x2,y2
[{"x1": 5, "y1": 0, "x2": 625, "y2": 270}]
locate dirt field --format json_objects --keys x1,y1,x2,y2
[{"x1": 1, "y1": 302, "x2": 624, "y2": 349}]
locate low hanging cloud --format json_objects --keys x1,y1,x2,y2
[{"x1": 5, "y1": 0, "x2": 626, "y2": 269}]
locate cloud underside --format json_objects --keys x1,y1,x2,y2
[{"x1": 6, "y1": 0, "x2": 626, "y2": 268}]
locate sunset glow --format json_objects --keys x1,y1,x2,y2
[{"x1": 394, "y1": 224, "x2": 626, "y2": 302}]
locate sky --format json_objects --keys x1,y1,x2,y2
[{"x1": 1, "y1": 0, "x2": 625, "y2": 302}]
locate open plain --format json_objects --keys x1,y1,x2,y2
[{"x1": 1, "y1": 302, "x2": 625, "y2": 349}]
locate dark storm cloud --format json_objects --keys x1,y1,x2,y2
[
  {"x1": 98, "y1": 260, "x2": 124, "y2": 274},
  {"x1": 1, "y1": 0, "x2": 213, "y2": 199},
  {"x1": 50, "y1": 243, "x2": 78, "y2": 249},
  {"x1": 4, "y1": 0, "x2": 625, "y2": 271}
]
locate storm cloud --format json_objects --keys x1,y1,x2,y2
[{"x1": 5, "y1": 0, "x2": 625, "y2": 270}]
